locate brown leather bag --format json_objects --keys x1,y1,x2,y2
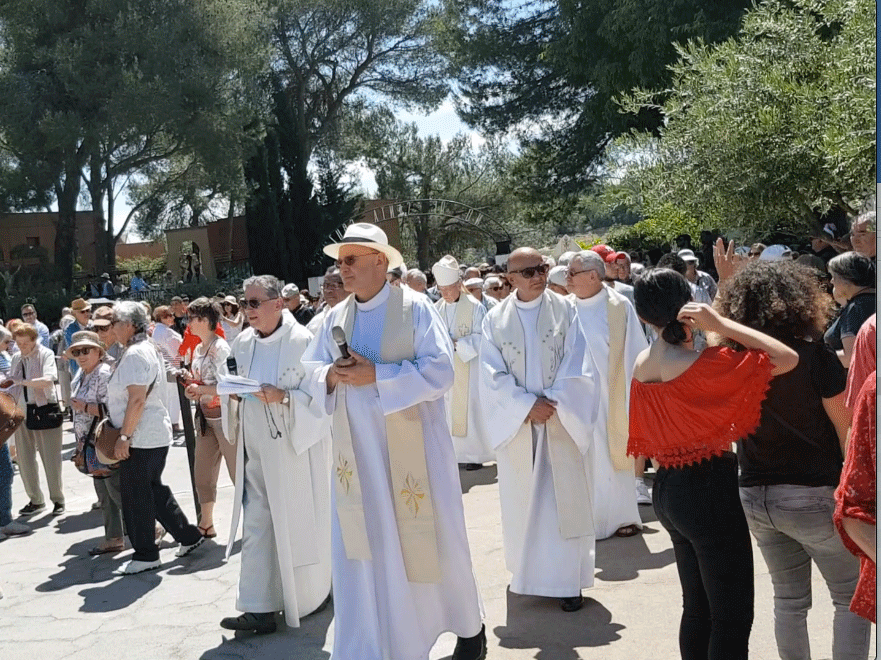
[
  {"x1": 95, "y1": 375, "x2": 158, "y2": 463},
  {"x1": 0, "y1": 391, "x2": 25, "y2": 446}
]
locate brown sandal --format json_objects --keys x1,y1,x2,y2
[
  {"x1": 88, "y1": 544, "x2": 124, "y2": 556},
  {"x1": 198, "y1": 525, "x2": 217, "y2": 539},
  {"x1": 614, "y1": 524, "x2": 640, "y2": 538}
]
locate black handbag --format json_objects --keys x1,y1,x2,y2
[{"x1": 21, "y1": 361, "x2": 63, "y2": 430}]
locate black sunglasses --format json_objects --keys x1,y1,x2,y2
[
  {"x1": 70, "y1": 347, "x2": 96, "y2": 357},
  {"x1": 241, "y1": 297, "x2": 278, "y2": 310},
  {"x1": 507, "y1": 263, "x2": 550, "y2": 279}
]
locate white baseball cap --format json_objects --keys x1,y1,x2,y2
[{"x1": 759, "y1": 244, "x2": 793, "y2": 261}]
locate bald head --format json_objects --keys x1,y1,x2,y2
[{"x1": 507, "y1": 247, "x2": 542, "y2": 272}]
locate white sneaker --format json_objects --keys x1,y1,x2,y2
[
  {"x1": 113, "y1": 559, "x2": 161, "y2": 575},
  {"x1": 635, "y1": 478, "x2": 652, "y2": 505},
  {"x1": 175, "y1": 535, "x2": 206, "y2": 558},
  {"x1": 1, "y1": 521, "x2": 32, "y2": 536}
]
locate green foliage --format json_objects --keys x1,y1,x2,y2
[
  {"x1": 442, "y1": 0, "x2": 751, "y2": 197},
  {"x1": 616, "y1": 0, "x2": 875, "y2": 237},
  {"x1": 115, "y1": 255, "x2": 168, "y2": 278},
  {"x1": 601, "y1": 205, "x2": 707, "y2": 251}
]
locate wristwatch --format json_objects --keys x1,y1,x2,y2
[
  {"x1": 281, "y1": 393, "x2": 290, "y2": 405},
  {"x1": 119, "y1": 434, "x2": 130, "y2": 443}
]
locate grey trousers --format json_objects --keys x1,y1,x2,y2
[
  {"x1": 93, "y1": 471, "x2": 124, "y2": 539},
  {"x1": 740, "y1": 485, "x2": 871, "y2": 660},
  {"x1": 16, "y1": 423, "x2": 64, "y2": 507}
]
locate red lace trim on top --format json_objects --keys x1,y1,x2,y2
[{"x1": 628, "y1": 347, "x2": 773, "y2": 468}]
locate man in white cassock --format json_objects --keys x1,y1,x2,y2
[
  {"x1": 302, "y1": 223, "x2": 486, "y2": 660},
  {"x1": 431, "y1": 255, "x2": 494, "y2": 471},
  {"x1": 479, "y1": 247, "x2": 599, "y2": 613},
  {"x1": 566, "y1": 251, "x2": 647, "y2": 539},
  {"x1": 218, "y1": 274, "x2": 332, "y2": 635}
]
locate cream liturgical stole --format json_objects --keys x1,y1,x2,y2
[
  {"x1": 606, "y1": 291, "x2": 633, "y2": 472},
  {"x1": 332, "y1": 286, "x2": 441, "y2": 583},
  {"x1": 435, "y1": 294, "x2": 476, "y2": 436},
  {"x1": 491, "y1": 293, "x2": 593, "y2": 540}
]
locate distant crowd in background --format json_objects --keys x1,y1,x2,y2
[{"x1": 0, "y1": 209, "x2": 875, "y2": 660}]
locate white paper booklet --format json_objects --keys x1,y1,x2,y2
[{"x1": 216, "y1": 374, "x2": 263, "y2": 395}]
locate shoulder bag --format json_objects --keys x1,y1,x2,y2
[
  {"x1": 21, "y1": 361, "x2": 63, "y2": 431},
  {"x1": 95, "y1": 373, "x2": 158, "y2": 464}
]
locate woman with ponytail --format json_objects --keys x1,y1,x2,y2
[{"x1": 627, "y1": 257, "x2": 799, "y2": 660}]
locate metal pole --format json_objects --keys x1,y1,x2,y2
[{"x1": 176, "y1": 366, "x2": 201, "y2": 523}]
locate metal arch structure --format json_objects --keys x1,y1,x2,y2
[{"x1": 332, "y1": 199, "x2": 513, "y2": 245}]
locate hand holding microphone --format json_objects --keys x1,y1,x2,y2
[{"x1": 330, "y1": 326, "x2": 375, "y2": 389}]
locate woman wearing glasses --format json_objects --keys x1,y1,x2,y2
[
  {"x1": 108, "y1": 301, "x2": 204, "y2": 575},
  {"x1": 67, "y1": 331, "x2": 123, "y2": 555}
]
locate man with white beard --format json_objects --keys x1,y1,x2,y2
[
  {"x1": 432, "y1": 256, "x2": 493, "y2": 470},
  {"x1": 479, "y1": 247, "x2": 599, "y2": 612},
  {"x1": 565, "y1": 250, "x2": 646, "y2": 539},
  {"x1": 302, "y1": 224, "x2": 486, "y2": 660}
]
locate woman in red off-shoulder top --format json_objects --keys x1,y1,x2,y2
[{"x1": 628, "y1": 265, "x2": 798, "y2": 660}]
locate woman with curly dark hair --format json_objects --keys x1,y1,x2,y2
[{"x1": 715, "y1": 259, "x2": 871, "y2": 660}]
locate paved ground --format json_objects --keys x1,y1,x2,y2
[{"x1": 0, "y1": 421, "x2": 874, "y2": 660}]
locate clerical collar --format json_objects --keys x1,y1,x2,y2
[
  {"x1": 256, "y1": 315, "x2": 286, "y2": 343},
  {"x1": 513, "y1": 292, "x2": 543, "y2": 309},
  {"x1": 574, "y1": 287, "x2": 607, "y2": 308},
  {"x1": 355, "y1": 282, "x2": 390, "y2": 312}
]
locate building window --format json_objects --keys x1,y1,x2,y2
[{"x1": 26, "y1": 237, "x2": 40, "y2": 247}]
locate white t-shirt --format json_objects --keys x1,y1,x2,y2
[{"x1": 107, "y1": 340, "x2": 172, "y2": 449}]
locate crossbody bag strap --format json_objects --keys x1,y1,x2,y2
[{"x1": 20, "y1": 360, "x2": 28, "y2": 403}]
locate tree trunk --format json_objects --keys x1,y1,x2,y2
[
  {"x1": 87, "y1": 153, "x2": 108, "y2": 272},
  {"x1": 55, "y1": 160, "x2": 82, "y2": 292}
]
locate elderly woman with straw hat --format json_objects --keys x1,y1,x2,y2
[{"x1": 66, "y1": 331, "x2": 125, "y2": 555}]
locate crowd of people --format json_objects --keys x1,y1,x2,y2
[{"x1": 0, "y1": 211, "x2": 876, "y2": 660}]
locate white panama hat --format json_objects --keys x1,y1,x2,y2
[
  {"x1": 677, "y1": 249, "x2": 699, "y2": 263},
  {"x1": 464, "y1": 277, "x2": 484, "y2": 289},
  {"x1": 432, "y1": 255, "x2": 462, "y2": 287},
  {"x1": 324, "y1": 223, "x2": 403, "y2": 269}
]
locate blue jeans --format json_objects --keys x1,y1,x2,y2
[
  {"x1": 0, "y1": 443, "x2": 13, "y2": 527},
  {"x1": 740, "y1": 485, "x2": 871, "y2": 660}
]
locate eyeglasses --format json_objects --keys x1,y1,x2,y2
[
  {"x1": 21, "y1": 312, "x2": 35, "y2": 317},
  {"x1": 507, "y1": 263, "x2": 550, "y2": 279},
  {"x1": 70, "y1": 347, "x2": 95, "y2": 357},
  {"x1": 748, "y1": 252, "x2": 761, "y2": 257},
  {"x1": 322, "y1": 282, "x2": 343, "y2": 290},
  {"x1": 241, "y1": 297, "x2": 278, "y2": 310},
  {"x1": 566, "y1": 268, "x2": 588, "y2": 278},
  {"x1": 489, "y1": 286, "x2": 502, "y2": 291},
  {"x1": 95, "y1": 325, "x2": 111, "y2": 332},
  {"x1": 110, "y1": 319, "x2": 126, "y2": 326},
  {"x1": 335, "y1": 251, "x2": 379, "y2": 268}
]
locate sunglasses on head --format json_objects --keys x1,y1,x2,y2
[
  {"x1": 70, "y1": 347, "x2": 95, "y2": 357},
  {"x1": 241, "y1": 297, "x2": 278, "y2": 310},
  {"x1": 508, "y1": 263, "x2": 550, "y2": 279}
]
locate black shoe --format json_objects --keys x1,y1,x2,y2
[
  {"x1": 18, "y1": 502, "x2": 45, "y2": 517},
  {"x1": 464, "y1": 463, "x2": 484, "y2": 471},
  {"x1": 51, "y1": 502, "x2": 65, "y2": 516},
  {"x1": 561, "y1": 595, "x2": 584, "y2": 612},
  {"x1": 220, "y1": 612, "x2": 277, "y2": 634},
  {"x1": 452, "y1": 624, "x2": 487, "y2": 660}
]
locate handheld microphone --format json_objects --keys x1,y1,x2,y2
[
  {"x1": 331, "y1": 326, "x2": 351, "y2": 359},
  {"x1": 226, "y1": 356, "x2": 238, "y2": 375}
]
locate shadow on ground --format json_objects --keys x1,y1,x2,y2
[
  {"x1": 493, "y1": 588, "x2": 625, "y2": 660},
  {"x1": 199, "y1": 600, "x2": 333, "y2": 660},
  {"x1": 458, "y1": 463, "x2": 498, "y2": 494}
]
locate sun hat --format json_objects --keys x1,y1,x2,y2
[
  {"x1": 323, "y1": 223, "x2": 403, "y2": 269},
  {"x1": 432, "y1": 255, "x2": 462, "y2": 287},
  {"x1": 91, "y1": 306, "x2": 113, "y2": 328},
  {"x1": 548, "y1": 265, "x2": 569, "y2": 286},
  {"x1": 677, "y1": 249, "x2": 699, "y2": 263},
  {"x1": 759, "y1": 244, "x2": 793, "y2": 261},
  {"x1": 70, "y1": 298, "x2": 92, "y2": 312},
  {"x1": 224, "y1": 295, "x2": 239, "y2": 307},
  {"x1": 63, "y1": 331, "x2": 105, "y2": 359},
  {"x1": 281, "y1": 283, "x2": 299, "y2": 298},
  {"x1": 464, "y1": 277, "x2": 484, "y2": 289}
]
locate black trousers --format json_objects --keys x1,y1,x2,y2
[
  {"x1": 654, "y1": 452, "x2": 754, "y2": 660},
  {"x1": 119, "y1": 446, "x2": 201, "y2": 562}
]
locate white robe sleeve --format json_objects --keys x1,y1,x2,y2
[
  {"x1": 477, "y1": 313, "x2": 538, "y2": 451},
  {"x1": 301, "y1": 319, "x2": 339, "y2": 417},
  {"x1": 454, "y1": 303, "x2": 486, "y2": 364},
  {"x1": 544, "y1": 310, "x2": 599, "y2": 455},
  {"x1": 374, "y1": 301, "x2": 455, "y2": 415},
  {"x1": 624, "y1": 303, "x2": 649, "y2": 410}
]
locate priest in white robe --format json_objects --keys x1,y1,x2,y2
[
  {"x1": 479, "y1": 247, "x2": 599, "y2": 613},
  {"x1": 302, "y1": 223, "x2": 486, "y2": 660},
  {"x1": 566, "y1": 250, "x2": 647, "y2": 540},
  {"x1": 431, "y1": 255, "x2": 493, "y2": 469},
  {"x1": 218, "y1": 274, "x2": 332, "y2": 635}
]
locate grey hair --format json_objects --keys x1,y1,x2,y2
[
  {"x1": 630, "y1": 263, "x2": 646, "y2": 280},
  {"x1": 113, "y1": 300, "x2": 149, "y2": 332},
  {"x1": 853, "y1": 210, "x2": 876, "y2": 230},
  {"x1": 405, "y1": 269, "x2": 427, "y2": 285},
  {"x1": 0, "y1": 326, "x2": 11, "y2": 343},
  {"x1": 571, "y1": 250, "x2": 606, "y2": 277},
  {"x1": 243, "y1": 274, "x2": 282, "y2": 299},
  {"x1": 557, "y1": 251, "x2": 576, "y2": 266},
  {"x1": 828, "y1": 251, "x2": 876, "y2": 287}
]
